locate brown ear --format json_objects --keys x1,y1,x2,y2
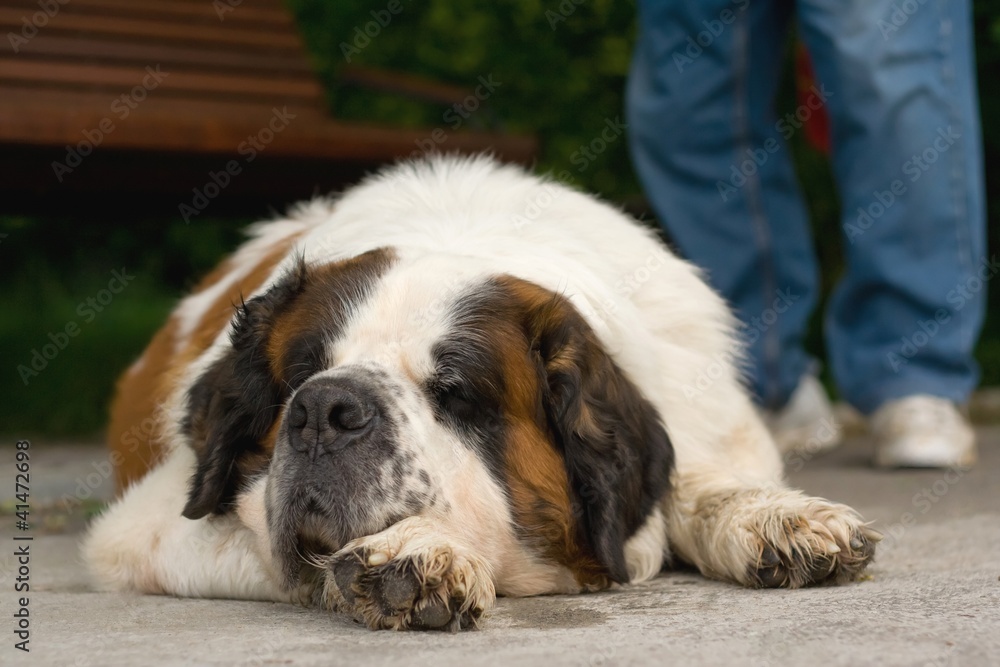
[
  {"x1": 517, "y1": 284, "x2": 674, "y2": 583},
  {"x1": 181, "y1": 262, "x2": 308, "y2": 519}
]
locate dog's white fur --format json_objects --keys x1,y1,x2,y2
[{"x1": 84, "y1": 156, "x2": 873, "y2": 613}]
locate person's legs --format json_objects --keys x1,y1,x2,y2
[
  {"x1": 796, "y1": 0, "x2": 986, "y2": 415},
  {"x1": 627, "y1": 0, "x2": 819, "y2": 410}
]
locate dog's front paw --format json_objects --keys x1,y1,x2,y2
[
  {"x1": 744, "y1": 494, "x2": 881, "y2": 588},
  {"x1": 320, "y1": 527, "x2": 494, "y2": 631}
]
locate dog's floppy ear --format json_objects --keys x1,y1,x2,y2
[
  {"x1": 181, "y1": 262, "x2": 308, "y2": 519},
  {"x1": 526, "y1": 295, "x2": 674, "y2": 583}
]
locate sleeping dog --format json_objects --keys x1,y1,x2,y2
[{"x1": 84, "y1": 155, "x2": 878, "y2": 631}]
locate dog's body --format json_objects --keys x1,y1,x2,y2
[{"x1": 84, "y1": 156, "x2": 877, "y2": 631}]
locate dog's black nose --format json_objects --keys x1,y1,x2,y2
[{"x1": 288, "y1": 378, "x2": 377, "y2": 457}]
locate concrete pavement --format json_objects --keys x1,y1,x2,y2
[{"x1": 1, "y1": 428, "x2": 998, "y2": 667}]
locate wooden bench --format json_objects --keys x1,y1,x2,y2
[{"x1": 0, "y1": 0, "x2": 537, "y2": 217}]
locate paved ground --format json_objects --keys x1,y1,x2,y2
[{"x1": 1, "y1": 428, "x2": 998, "y2": 667}]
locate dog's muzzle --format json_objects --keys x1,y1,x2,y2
[{"x1": 266, "y1": 370, "x2": 403, "y2": 588}]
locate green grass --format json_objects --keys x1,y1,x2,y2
[
  {"x1": 1, "y1": 273, "x2": 175, "y2": 437},
  {"x1": 0, "y1": 216, "x2": 249, "y2": 437}
]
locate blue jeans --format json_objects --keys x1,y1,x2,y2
[{"x1": 627, "y1": 0, "x2": 986, "y2": 413}]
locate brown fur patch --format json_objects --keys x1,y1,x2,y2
[
  {"x1": 266, "y1": 248, "x2": 396, "y2": 382},
  {"x1": 481, "y1": 277, "x2": 611, "y2": 590},
  {"x1": 443, "y1": 278, "x2": 610, "y2": 590},
  {"x1": 107, "y1": 317, "x2": 179, "y2": 491},
  {"x1": 477, "y1": 275, "x2": 671, "y2": 588},
  {"x1": 108, "y1": 232, "x2": 302, "y2": 492},
  {"x1": 503, "y1": 419, "x2": 611, "y2": 590}
]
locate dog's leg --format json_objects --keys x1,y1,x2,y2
[
  {"x1": 320, "y1": 516, "x2": 498, "y2": 631},
  {"x1": 667, "y1": 478, "x2": 880, "y2": 588},
  {"x1": 82, "y1": 446, "x2": 289, "y2": 601},
  {"x1": 665, "y1": 415, "x2": 880, "y2": 588}
]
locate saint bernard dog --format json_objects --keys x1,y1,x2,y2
[{"x1": 84, "y1": 155, "x2": 878, "y2": 631}]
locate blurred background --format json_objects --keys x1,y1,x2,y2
[{"x1": 1, "y1": 0, "x2": 998, "y2": 438}]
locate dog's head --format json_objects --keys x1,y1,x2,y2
[{"x1": 181, "y1": 249, "x2": 673, "y2": 588}]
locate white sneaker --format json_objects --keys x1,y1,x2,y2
[
  {"x1": 764, "y1": 375, "x2": 843, "y2": 455},
  {"x1": 872, "y1": 395, "x2": 976, "y2": 468}
]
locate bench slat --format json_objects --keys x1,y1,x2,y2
[
  {"x1": 9, "y1": 34, "x2": 313, "y2": 73},
  {"x1": 0, "y1": 59, "x2": 325, "y2": 102},
  {"x1": 0, "y1": 86, "x2": 327, "y2": 122},
  {"x1": 0, "y1": 0, "x2": 293, "y2": 26},
  {"x1": 0, "y1": 8, "x2": 303, "y2": 51},
  {"x1": 0, "y1": 93, "x2": 537, "y2": 162}
]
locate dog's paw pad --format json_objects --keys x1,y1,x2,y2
[
  {"x1": 322, "y1": 542, "x2": 492, "y2": 632},
  {"x1": 411, "y1": 598, "x2": 453, "y2": 630},
  {"x1": 369, "y1": 567, "x2": 420, "y2": 615},
  {"x1": 746, "y1": 506, "x2": 881, "y2": 588},
  {"x1": 753, "y1": 546, "x2": 786, "y2": 587},
  {"x1": 330, "y1": 550, "x2": 366, "y2": 607}
]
